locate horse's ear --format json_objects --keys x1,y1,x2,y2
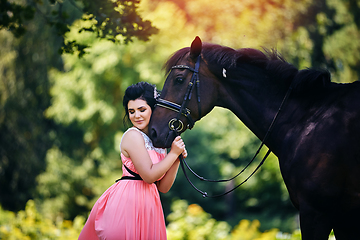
[{"x1": 190, "y1": 36, "x2": 202, "y2": 59}]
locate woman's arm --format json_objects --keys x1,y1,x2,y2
[
  {"x1": 121, "y1": 130, "x2": 184, "y2": 184},
  {"x1": 156, "y1": 148, "x2": 187, "y2": 193},
  {"x1": 156, "y1": 160, "x2": 180, "y2": 193}
]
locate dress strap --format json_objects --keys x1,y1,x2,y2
[{"x1": 116, "y1": 164, "x2": 142, "y2": 182}]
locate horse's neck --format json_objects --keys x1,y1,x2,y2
[{"x1": 217, "y1": 78, "x2": 288, "y2": 153}]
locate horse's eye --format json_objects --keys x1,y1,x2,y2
[{"x1": 175, "y1": 77, "x2": 184, "y2": 83}]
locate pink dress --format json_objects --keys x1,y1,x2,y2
[{"x1": 78, "y1": 127, "x2": 167, "y2": 240}]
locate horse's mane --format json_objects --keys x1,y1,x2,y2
[{"x1": 164, "y1": 43, "x2": 331, "y2": 94}]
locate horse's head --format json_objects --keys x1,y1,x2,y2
[{"x1": 149, "y1": 36, "x2": 219, "y2": 148}]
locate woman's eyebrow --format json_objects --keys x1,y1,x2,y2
[{"x1": 128, "y1": 106, "x2": 146, "y2": 111}]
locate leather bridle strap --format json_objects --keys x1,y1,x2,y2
[
  {"x1": 155, "y1": 55, "x2": 201, "y2": 131},
  {"x1": 177, "y1": 54, "x2": 201, "y2": 121},
  {"x1": 156, "y1": 98, "x2": 194, "y2": 130}
]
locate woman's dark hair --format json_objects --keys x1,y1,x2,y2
[{"x1": 123, "y1": 82, "x2": 157, "y2": 126}]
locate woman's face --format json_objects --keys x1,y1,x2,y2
[{"x1": 127, "y1": 98, "x2": 152, "y2": 134}]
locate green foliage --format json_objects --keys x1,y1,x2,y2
[
  {"x1": 286, "y1": 0, "x2": 360, "y2": 81},
  {"x1": 0, "y1": 11, "x2": 62, "y2": 211},
  {"x1": 167, "y1": 200, "x2": 232, "y2": 240},
  {"x1": 0, "y1": 200, "x2": 83, "y2": 240},
  {"x1": 166, "y1": 199, "x2": 302, "y2": 240},
  {"x1": 0, "y1": 0, "x2": 35, "y2": 37},
  {"x1": 80, "y1": 0, "x2": 159, "y2": 42},
  {"x1": 0, "y1": 199, "x2": 337, "y2": 240},
  {"x1": 0, "y1": 0, "x2": 158, "y2": 56},
  {"x1": 35, "y1": 146, "x2": 103, "y2": 220},
  {"x1": 1, "y1": 0, "x2": 360, "y2": 237}
]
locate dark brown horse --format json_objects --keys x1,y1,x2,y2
[{"x1": 149, "y1": 36, "x2": 360, "y2": 239}]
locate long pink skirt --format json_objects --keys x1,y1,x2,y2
[{"x1": 78, "y1": 179, "x2": 167, "y2": 240}]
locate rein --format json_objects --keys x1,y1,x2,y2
[{"x1": 156, "y1": 55, "x2": 294, "y2": 198}]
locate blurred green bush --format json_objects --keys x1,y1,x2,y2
[{"x1": 0, "y1": 199, "x2": 338, "y2": 240}]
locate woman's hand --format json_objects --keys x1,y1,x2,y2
[
  {"x1": 182, "y1": 148, "x2": 188, "y2": 158},
  {"x1": 170, "y1": 136, "x2": 186, "y2": 157}
]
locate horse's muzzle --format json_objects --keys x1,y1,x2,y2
[{"x1": 150, "y1": 127, "x2": 177, "y2": 148}]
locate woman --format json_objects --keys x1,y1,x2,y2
[{"x1": 78, "y1": 82, "x2": 186, "y2": 240}]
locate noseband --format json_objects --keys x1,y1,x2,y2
[{"x1": 155, "y1": 55, "x2": 202, "y2": 132}]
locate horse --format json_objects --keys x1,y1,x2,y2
[{"x1": 148, "y1": 36, "x2": 360, "y2": 239}]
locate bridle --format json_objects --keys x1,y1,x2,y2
[
  {"x1": 155, "y1": 55, "x2": 202, "y2": 132},
  {"x1": 155, "y1": 54, "x2": 294, "y2": 198}
]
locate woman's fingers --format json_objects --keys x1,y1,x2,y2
[
  {"x1": 171, "y1": 136, "x2": 186, "y2": 155},
  {"x1": 182, "y1": 148, "x2": 188, "y2": 158}
]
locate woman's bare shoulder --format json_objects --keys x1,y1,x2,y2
[{"x1": 121, "y1": 129, "x2": 146, "y2": 156}]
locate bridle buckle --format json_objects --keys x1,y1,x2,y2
[{"x1": 168, "y1": 118, "x2": 184, "y2": 132}]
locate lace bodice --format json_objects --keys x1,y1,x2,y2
[{"x1": 120, "y1": 127, "x2": 166, "y2": 155}]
